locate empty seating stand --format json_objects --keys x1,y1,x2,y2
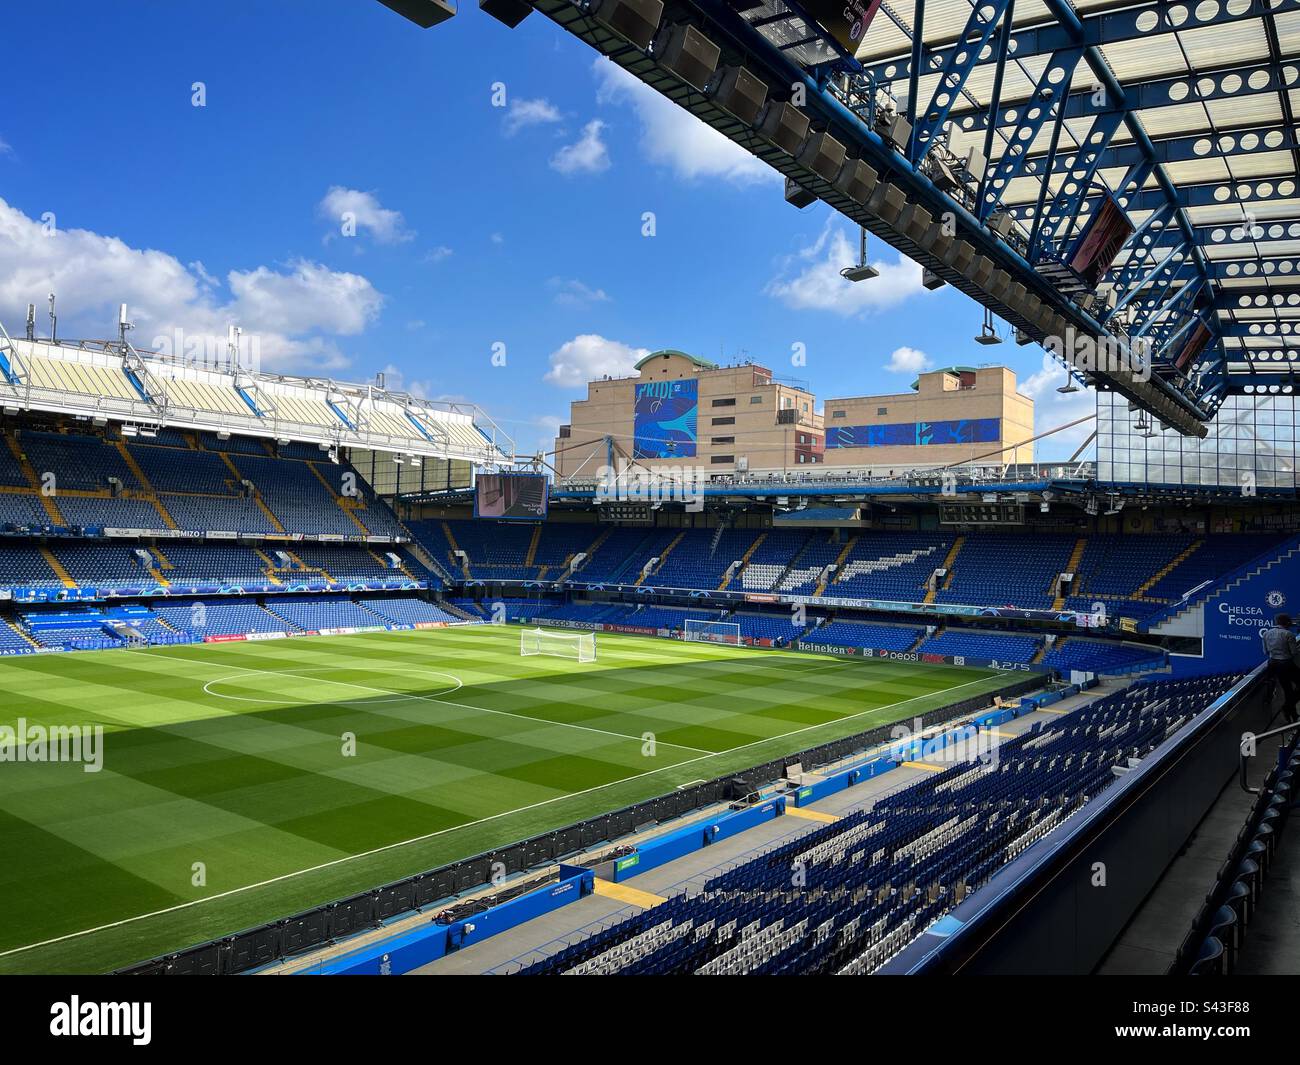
[{"x1": 514, "y1": 673, "x2": 1241, "y2": 976}]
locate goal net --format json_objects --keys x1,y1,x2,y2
[
  {"x1": 520, "y1": 627, "x2": 596, "y2": 663},
  {"x1": 684, "y1": 619, "x2": 741, "y2": 646}
]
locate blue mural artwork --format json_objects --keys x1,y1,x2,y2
[
  {"x1": 634, "y1": 379, "x2": 698, "y2": 459},
  {"x1": 825, "y1": 417, "x2": 1001, "y2": 449}
]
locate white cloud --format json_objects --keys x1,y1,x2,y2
[
  {"x1": 422, "y1": 245, "x2": 453, "y2": 264},
  {"x1": 765, "y1": 220, "x2": 927, "y2": 316},
  {"x1": 0, "y1": 196, "x2": 382, "y2": 373},
  {"x1": 1019, "y1": 355, "x2": 1097, "y2": 459},
  {"x1": 0, "y1": 136, "x2": 12, "y2": 157},
  {"x1": 318, "y1": 186, "x2": 414, "y2": 245},
  {"x1": 550, "y1": 120, "x2": 610, "y2": 175},
  {"x1": 887, "y1": 346, "x2": 932, "y2": 374},
  {"x1": 227, "y1": 260, "x2": 382, "y2": 336},
  {"x1": 503, "y1": 97, "x2": 562, "y2": 136},
  {"x1": 545, "y1": 333, "x2": 649, "y2": 387},
  {"x1": 549, "y1": 277, "x2": 611, "y2": 307},
  {"x1": 594, "y1": 58, "x2": 774, "y2": 186}
]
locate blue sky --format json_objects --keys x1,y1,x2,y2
[{"x1": 0, "y1": 0, "x2": 1089, "y2": 458}]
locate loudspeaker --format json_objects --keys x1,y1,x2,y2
[
  {"x1": 712, "y1": 64, "x2": 766, "y2": 125},
  {"x1": 922, "y1": 268, "x2": 946, "y2": 290},
  {"x1": 881, "y1": 111, "x2": 911, "y2": 150},
  {"x1": 479, "y1": 0, "x2": 532, "y2": 27},
  {"x1": 378, "y1": 0, "x2": 455, "y2": 27},
  {"x1": 759, "y1": 101, "x2": 810, "y2": 156},
  {"x1": 945, "y1": 240, "x2": 976, "y2": 276},
  {"x1": 797, "y1": 130, "x2": 845, "y2": 183},
  {"x1": 970, "y1": 255, "x2": 995, "y2": 288},
  {"x1": 784, "y1": 177, "x2": 817, "y2": 209},
  {"x1": 834, "y1": 158, "x2": 878, "y2": 204},
  {"x1": 866, "y1": 180, "x2": 907, "y2": 226},
  {"x1": 1007, "y1": 281, "x2": 1029, "y2": 316},
  {"x1": 988, "y1": 210, "x2": 1015, "y2": 239},
  {"x1": 987, "y1": 270, "x2": 1011, "y2": 302},
  {"x1": 657, "y1": 23, "x2": 720, "y2": 92},
  {"x1": 898, "y1": 203, "x2": 934, "y2": 244},
  {"x1": 593, "y1": 0, "x2": 663, "y2": 50}
]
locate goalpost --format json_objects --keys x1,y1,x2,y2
[
  {"x1": 520, "y1": 627, "x2": 597, "y2": 663},
  {"x1": 684, "y1": 619, "x2": 742, "y2": 646}
]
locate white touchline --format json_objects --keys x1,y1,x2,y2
[{"x1": 2, "y1": 655, "x2": 1011, "y2": 962}]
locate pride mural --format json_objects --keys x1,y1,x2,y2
[
  {"x1": 826, "y1": 417, "x2": 1000, "y2": 449},
  {"x1": 634, "y1": 379, "x2": 698, "y2": 459}
]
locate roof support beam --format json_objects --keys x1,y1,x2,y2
[
  {"x1": 861, "y1": 0, "x2": 1281, "y2": 84},
  {"x1": 1007, "y1": 174, "x2": 1299, "y2": 213},
  {"x1": 1014, "y1": 124, "x2": 1300, "y2": 175},
  {"x1": 949, "y1": 60, "x2": 1294, "y2": 135},
  {"x1": 1215, "y1": 288, "x2": 1300, "y2": 311}
]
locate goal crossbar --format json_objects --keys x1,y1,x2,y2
[
  {"x1": 684, "y1": 619, "x2": 741, "y2": 646},
  {"x1": 520, "y1": 626, "x2": 597, "y2": 663}
]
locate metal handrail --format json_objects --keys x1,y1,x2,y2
[{"x1": 1239, "y1": 720, "x2": 1300, "y2": 794}]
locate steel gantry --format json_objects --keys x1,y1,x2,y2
[{"x1": 381, "y1": 0, "x2": 1300, "y2": 433}]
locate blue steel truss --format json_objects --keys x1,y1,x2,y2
[{"x1": 386, "y1": 0, "x2": 1300, "y2": 430}]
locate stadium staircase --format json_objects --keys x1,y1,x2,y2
[
  {"x1": 306, "y1": 461, "x2": 372, "y2": 536},
  {"x1": 523, "y1": 525, "x2": 542, "y2": 569},
  {"x1": 768, "y1": 535, "x2": 815, "y2": 593},
  {"x1": 1147, "y1": 534, "x2": 1300, "y2": 632},
  {"x1": 924, "y1": 536, "x2": 964, "y2": 604},
  {"x1": 4, "y1": 617, "x2": 39, "y2": 648},
  {"x1": 5, "y1": 434, "x2": 65, "y2": 524},
  {"x1": 634, "y1": 531, "x2": 686, "y2": 587},
  {"x1": 250, "y1": 548, "x2": 283, "y2": 585},
  {"x1": 114, "y1": 440, "x2": 179, "y2": 530},
  {"x1": 1052, "y1": 537, "x2": 1088, "y2": 609},
  {"x1": 1133, "y1": 539, "x2": 1204, "y2": 600},
  {"x1": 438, "y1": 600, "x2": 481, "y2": 622},
  {"x1": 369, "y1": 549, "x2": 415, "y2": 580},
  {"x1": 39, "y1": 547, "x2": 77, "y2": 589},
  {"x1": 217, "y1": 452, "x2": 286, "y2": 533},
  {"x1": 404, "y1": 540, "x2": 454, "y2": 585},
  {"x1": 285, "y1": 550, "x2": 332, "y2": 582},
  {"x1": 818, "y1": 534, "x2": 859, "y2": 596},
  {"x1": 719, "y1": 531, "x2": 766, "y2": 591},
  {"x1": 441, "y1": 521, "x2": 473, "y2": 580}
]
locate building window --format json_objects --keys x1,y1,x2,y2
[
  {"x1": 878, "y1": 407, "x2": 889, "y2": 415},
  {"x1": 797, "y1": 454, "x2": 806, "y2": 463},
  {"x1": 711, "y1": 436, "x2": 735, "y2": 444},
  {"x1": 711, "y1": 416, "x2": 735, "y2": 426},
  {"x1": 750, "y1": 395, "x2": 763, "y2": 404},
  {"x1": 710, "y1": 455, "x2": 734, "y2": 464},
  {"x1": 831, "y1": 410, "x2": 845, "y2": 419},
  {"x1": 711, "y1": 398, "x2": 736, "y2": 407}
]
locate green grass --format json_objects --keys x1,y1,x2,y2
[{"x1": 0, "y1": 624, "x2": 1013, "y2": 973}]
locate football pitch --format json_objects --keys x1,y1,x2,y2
[{"x1": 0, "y1": 624, "x2": 1013, "y2": 973}]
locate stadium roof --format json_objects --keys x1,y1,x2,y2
[
  {"x1": 852, "y1": 0, "x2": 1300, "y2": 401},
  {"x1": 444, "y1": 0, "x2": 1300, "y2": 434},
  {"x1": 0, "y1": 331, "x2": 515, "y2": 466}
]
